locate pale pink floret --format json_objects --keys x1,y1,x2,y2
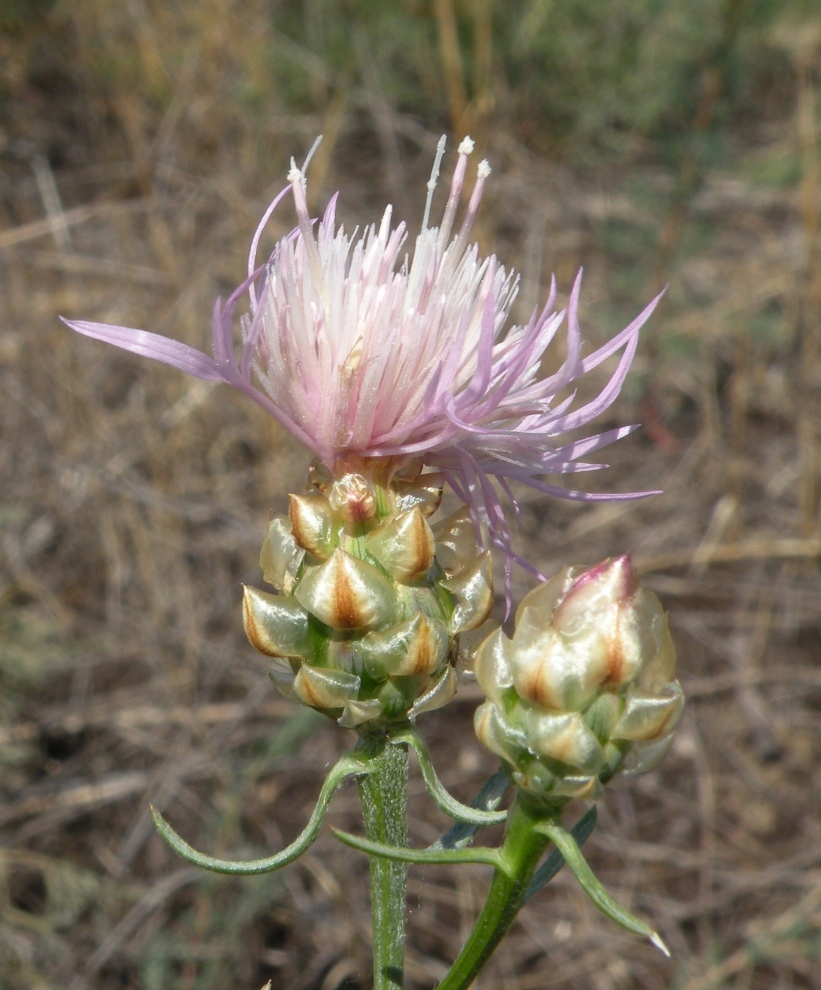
[{"x1": 63, "y1": 137, "x2": 663, "y2": 567}]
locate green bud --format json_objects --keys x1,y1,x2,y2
[{"x1": 474, "y1": 555, "x2": 683, "y2": 805}]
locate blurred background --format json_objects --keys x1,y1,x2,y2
[{"x1": 2, "y1": 1, "x2": 821, "y2": 988}]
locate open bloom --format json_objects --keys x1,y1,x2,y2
[{"x1": 63, "y1": 137, "x2": 662, "y2": 565}]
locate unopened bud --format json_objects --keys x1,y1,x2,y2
[
  {"x1": 474, "y1": 555, "x2": 683, "y2": 805},
  {"x1": 328, "y1": 473, "x2": 376, "y2": 522}
]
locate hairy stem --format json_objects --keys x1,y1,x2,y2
[
  {"x1": 356, "y1": 733, "x2": 409, "y2": 990},
  {"x1": 436, "y1": 797, "x2": 550, "y2": 990}
]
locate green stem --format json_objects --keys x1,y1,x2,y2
[
  {"x1": 356, "y1": 733, "x2": 409, "y2": 990},
  {"x1": 436, "y1": 797, "x2": 550, "y2": 990}
]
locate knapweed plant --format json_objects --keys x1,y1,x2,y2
[{"x1": 64, "y1": 137, "x2": 683, "y2": 990}]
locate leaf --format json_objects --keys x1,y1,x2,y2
[
  {"x1": 391, "y1": 727, "x2": 507, "y2": 827},
  {"x1": 535, "y1": 817, "x2": 670, "y2": 956},
  {"x1": 523, "y1": 805, "x2": 597, "y2": 903},
  {"x1": 152, "y1": 752, "x2": 368, "y2": 875},
  {"x1": 430, "y1": 766, "x2": 510, "y2": 851},
  {"x1": 331, "y1": 828, "x2": 503, "y2": 869}
]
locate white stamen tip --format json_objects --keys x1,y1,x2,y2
[
  {"x1": 477, "y1": 159, "x2": 491, "y2": 179},
  {"x1": 302, "y1": 135, "x2": 323, "y2": 173},
  {"x1": 458, "y1": 137, "x2": 475, "y2": 155},
  {"x1": 423, "y1": 136, "x2": 448, "y2": 232},
  {"x1": 288, "y1": 159, "x2": 302, "y2": 183}
]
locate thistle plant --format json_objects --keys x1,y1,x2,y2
[{"x1": 64, "y1": 136, "x2": 682, "y2": 989}]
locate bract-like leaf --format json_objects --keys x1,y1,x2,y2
[
  {"x1": 431, "y1": 767, "x2": 510, "y2": 851},
  {"x1": 152, "y1": 753, "x2": 368, "y2": 875},
  {"x1": 523, "y1": 806, "x2": 597, "y2": 903}
]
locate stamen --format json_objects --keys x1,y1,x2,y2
[
  {"x1": 378, "y1": 204, "x2": 393, "y2": 246},
  {"x1": 302, "y1": 134, "x2": 323, "y2": 174},
  {"x1": 289, "y1": 158, "x2": 327, "y2": 301},
  {"x1": 422, "y1": 135, "x2": 447, "y2": 233},
  {"x1": 453, "y1": 157, "x2": 491, "y2": 249},
  {"x1": 438, "y1": 135, "x2": 473, "y2": 247}
]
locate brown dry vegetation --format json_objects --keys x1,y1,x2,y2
[{"x1": 2, "y1": 3, "x2": 821, "y2": 989}]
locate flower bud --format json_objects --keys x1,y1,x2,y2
[
  {"x1": 473, "y1": 555, "x2": 683, "y2": 805},
  {"x1": 328, "y1": 473, "x2": 377, "y2": 522}
]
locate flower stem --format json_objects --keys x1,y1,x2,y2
[
  {"x1": 436, "y1": 797, "x2": 551, "y2": 990},
  {"x1": 356, "y1": 732, "x2": 409, "y2": 990}
]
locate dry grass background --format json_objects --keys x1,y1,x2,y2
[{"x1": 2, "y1": 2, "x2": 821, "y2": 988}]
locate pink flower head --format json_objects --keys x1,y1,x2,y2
[{"x1": 63, "y1": 137, "x2": 662, "y2": 573}]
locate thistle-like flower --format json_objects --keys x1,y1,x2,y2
[
  {"x1": 474, "y1": 555, "x2": 684, "y2": 804},
  {"x1": 63, "y1": 136, "x2": 662, "y2": 564}
]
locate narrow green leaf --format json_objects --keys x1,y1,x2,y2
[
  {"x1": 391, "y1": 726, "x2": 507, "y2": 827},
  {"x1": 523, "y1": 806, "x2": 597, "y2": 903},
  {"x1": 331, "y1": 828, "x2": 504, "y2": 869},
  {"x1": 431, "y1": 766, "x2": 510, "y2": 851},
  {"x1": 535, "y1": 819, "x2": 670, "y2": 956},
  {"x1": 152, "y1": 753, "x2": 368, "y2": 875}
]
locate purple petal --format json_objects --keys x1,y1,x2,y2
[
  {"x1": 211, "y1": 298, "x2": 233, "y2": 369},
  {"x1": 547, "y1": 424, "x2": 640, "y2": 463},
  {"x1": 62, "y1": 318, "x2": 223, "y2": 381},
  {"x1": 579, "y1": 287, "x2": 665, "y2": 375},
  {"x1": 540, "y1": 269, "x2": 582, "y2": 394},
  {"x1": 542, "y1": 331, "x2": 639, "y2": 434},
  {"x1": 462, "y1": 265, "x2": 498, "y2": 401},
  {"x1": 491, "y1": 473, "x2": 660, "y2": 502},
  {"x1": 247, "y1": 183, "x2": 292, "y2": 305}
]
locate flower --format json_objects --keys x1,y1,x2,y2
[
  {"x1": 473, "y1": 554, "x2": 684, "y2": 804},
  {"x1": 63, "y1": 136, "x2": 662, "y2": 567}
]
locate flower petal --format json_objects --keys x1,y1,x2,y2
[{"x1": 62, "y1": 319, "x2": 222, "y2": 380}]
